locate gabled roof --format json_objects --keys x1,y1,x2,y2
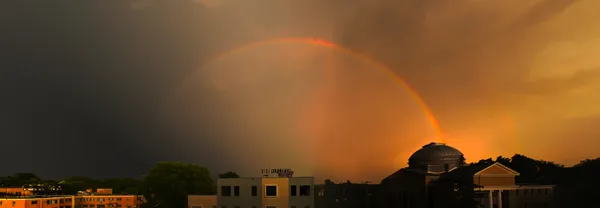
[{"x1": 474, "y1": 162, "x2": 520, "y2": 176}]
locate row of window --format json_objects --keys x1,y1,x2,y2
[
  {"x1": 220, "y1": 185, "x2": 311, "y2": 197},
  {"x1": 80, "y1": 197, "x2": 125, "y2": 202},
  {"x1": 515, "y1": 188, "x2": 549, "y2": 196}
]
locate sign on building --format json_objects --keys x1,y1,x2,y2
[{"x1": 261, "y1": 169, "x2": 294, "y2": 178}]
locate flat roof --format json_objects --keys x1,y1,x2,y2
[{"x1": 218, "y1": 176, "x2": 314, "y2": 179}]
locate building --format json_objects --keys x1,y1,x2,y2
[
  {"x1": 314, "y1": 182, "x2": 380, "y2": 208},
  {"x1": 0, "y1": 194, "x2": 145, "y2": 208},
  {"x1": 380, "y1": 142, "x2": 555, "y2": 208},
  {"x1": 189, "y1": 170, "x2": 315, "y2": 208},
  {"x1": 217, "y1": 176, "x2": 314, "y2": 208}
]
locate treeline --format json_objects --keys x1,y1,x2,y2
[{"x1": 1, "y1": 162, "x2": 239, "y2": 208}]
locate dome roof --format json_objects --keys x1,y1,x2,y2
[{"x1": 408, "y1": 142, "x2": 463, "y2": 166}]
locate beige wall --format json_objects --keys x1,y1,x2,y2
[
  {"x1": 262, "y1": 178, "x2": 289, "y2": 208},
  {"x1": 216, "y1": 177, "x2": 315, "y2": 208},
  {"x1": 188, "y1": 195, "x2": 217, "y2": 208},
  {"x1": 218, "y1": 178, "x2": 262, "y2": 208}
]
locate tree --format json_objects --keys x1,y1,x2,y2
[
  {"x1": 510, "y1": 154, "x2": 539, "y2": 183},
  {"x1": 218, "y1": 171, "x2": 240, "y2": 178},
  {"x1": 60, "y1": 176, "x2": 100, "y2": 194},
  {"x1": 142, "y1": 162, "x2": 214, "y2": 208},
  {"x1": 495, "y1": 156, "x2": 511, "y2": 167},
  {"x1": 458, "y1": 155, "x2": 467, "y2": 167}
]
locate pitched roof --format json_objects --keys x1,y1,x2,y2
[
  {"x1": 474, "y1": 162, "x2": 519, "y2": 176},
  {"x1": 441, "y1": 162, "x2": 520, "y2": 179}
]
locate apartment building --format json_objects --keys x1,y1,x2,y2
[
  {"x1": 214, "y1": 177, "x2": 314, "y2": 208},
  {"x1": 0, "y1": 195, "x2": 144, "y2": 208}
]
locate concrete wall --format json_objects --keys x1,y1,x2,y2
[
  {"x1": 218, "y1": 178, "x2": 262, "y2": 208},
  {"x1": 288, "y1": 177, "x2": 314, "y2": 208},
  {"x1": 188, "y1": 195, "x2": 217, "y2": 208}
]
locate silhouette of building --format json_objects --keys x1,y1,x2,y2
[
  {"x1": 379, "y1": 142, "x2": 555, "y2": 208},
  {"x1": 314, "y1": 181, "x2": 380, "y2": 208}
]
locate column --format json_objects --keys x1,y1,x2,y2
[
  {"x1": 488, "y1": 190, "x2": 493, "y2": 208},
  {"x1": 498, "y1": 190, "x2": 502, "y2": 208}
]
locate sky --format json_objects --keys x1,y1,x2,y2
[{"x1": 2, "y1": 0, "x2": 600, "y2": 182}]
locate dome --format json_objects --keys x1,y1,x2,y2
[{"x1": 408, "y1": 142, "x2": 463, "y2": 172}]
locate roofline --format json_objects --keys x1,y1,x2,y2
[
  {"x1": 218, "y1": 176, "x2": 315, "y2": 180},
  {"x1": 474, "y1": 162, "x2": 520, "y2": 176}
]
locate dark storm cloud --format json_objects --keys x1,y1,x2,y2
[
  {"x1": 2, "y1": 0, "x2": 599, "y2": 181},
  {"x1": 0, "y1": 0, "x2": 219, "y2": 179}
]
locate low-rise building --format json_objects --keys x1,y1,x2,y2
[
  {"x1": 217, "y1": 176, "x2": 314, "y2": 208},
  {"x1": 0, "y1": 194, "x2": 144, "y2": 208},
  {"x1": 189, "y1": 170, "x2": 315, "y2": 208}
]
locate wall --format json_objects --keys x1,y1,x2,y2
[
  {"x1": 473, "y1": 176, "x2": 515, "y2": 187},
  {"x1": 288, "y1": 177, "x2": 314, "y2": 208},
  {"x1": 261, "y1": 178, "x2": 289, "y2": 208},
  {"x1": 188, "y1": 195, "x2": 217, "y2": 208},
  {"x1": 217, "y1": 178, "x2": 262, "y2": 208},
  {"x1": 508, "y1": 187, "x2": 555, "y2": 208}
]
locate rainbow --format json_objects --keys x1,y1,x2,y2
[{"x1": 181, "y1": 37, "x2": 443, "y2": 142}]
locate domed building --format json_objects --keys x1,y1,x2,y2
[
  {"x1": 379, "y1": 142, "x2": 465, "y2": 208},
  {"x1": 377, "y1": 142, "x2": 555, "y2": 208},
  {"x1": 407, "y1": 142, "x2": 464, "y2": 174}
]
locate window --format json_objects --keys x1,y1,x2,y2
[
  {"x1": 89, "y1": 205, "x2": 95, "y2": 208},
  {"x1": 252, "y1": 186, "x2": 258, "y2": 196},
  {"x1": 299, "y1": 185, "x2": 311, "y2": 196},
  {"x1": 221, "y1": 186, "x2": 232, "y2": 196},
  {"x1": 444, "y1": 164, "x2": 449, "y2": 171},
  {"x1": 265, "y1": 185, "x2": 278, "y2": 197},
  {"x1": 12, "y1": 201, "x2": 16, "y2": 206},
  {"x1": 31, "y1": 201, "x2": 38, "y2": 204},
  {"x1": 234, "y1": 186, "x2": 240, "y2": 196},
  {"x1": 290, "y1": 185, "x2": 297, "y2": 196}
]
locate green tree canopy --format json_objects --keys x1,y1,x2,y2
[
  {"x1": 142, "y1": 162, "x2": 214, "y2": 208},
  {"x1": 218, "y1": 171, "x2": 240, "y2": 178}
]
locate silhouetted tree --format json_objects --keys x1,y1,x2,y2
[
  {"x1": 510, "y1": 154, "x2": 539, "y2": 183},
  {"x1": 142, "y1": 162, "x2": 214, "y2": 208},
  {"x1": 495, "y1": 156, "x2": 511, "y2": 166},
  {"x1": 218, "y1": 171, "x2": 240, "y2": 178},
  {"x1": 458, "y1": 155, "x2": 467, "y2": 167}
]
